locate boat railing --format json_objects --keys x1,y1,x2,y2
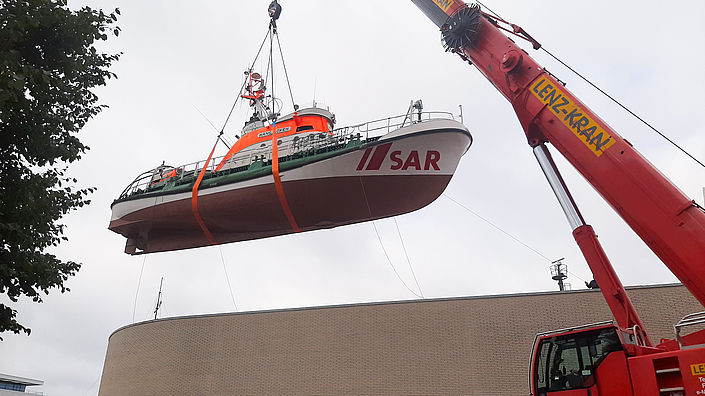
[
  {"x1": 334, "y1": 111, "x2": 456, "y2": 140},
  {"x1": 117, "y1": 111, "x2": 457, "y2": 200}
]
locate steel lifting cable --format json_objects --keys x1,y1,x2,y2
[
  {"x1": 372, "y1": 221, "x2": 424, "y2": 299},
  {"x1": 274, "y1": 31, "x2": 296, "y2": 110},
  {"x1": 475, "y1": 0, "x2": 500, "y2": 19},
  {"x1": 539, "y1": 47, "x2": 705, "y2": 168},
  {"x1": 477, "y1": 1, "x2": 705, "y2": 168},
  {"x1": 358, "y1": 176, "x2": 424, "y2": 298},
  {"x1": 219, "y1": 245, "x2": 239, "y2": 311},
  {"x1": 394, "y1": 217, "x2": 425, "y2": 298},
  {"x1": 219, "y1": 27, "x2": 272, "y2": 136},
  {"x1": 218, "y1": 15, "x2": 297, "y2": 146},
  {"x1": 266, "y1": 25, "x2": 275, "y2": 108},
  {"x1": 441, "y1": 192, "x2": 587, "y2": 282},
  {"x1": 400, "y1": 161, "x2": 583, "y2": 279},
  {"x1": 193, "y1": 105, "x2": 232, "y2": 149},
  {"x1": 132, "y1": 255, "x2": 147, "y2": 324},
  {"x1": 79, "y1": 378, "x2": 101, "y2": 396},
  {"x1": 443, "y1": 193, "x2": 552, "y2": 261}
]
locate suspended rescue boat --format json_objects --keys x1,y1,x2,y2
[{"x1": 108, "y1": 1, "x2": 473, "y2": 255}]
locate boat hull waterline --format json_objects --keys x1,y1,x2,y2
[{"x1": 109, "y1": 120, "x2": 472, "y2": 254}]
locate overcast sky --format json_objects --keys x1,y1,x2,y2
[{"x1": 1, "y1": 0, "x2": 704, "y2": 395}]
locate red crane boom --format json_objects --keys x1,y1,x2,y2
[{"x1": 411, "y1": 1, "x2": 705, "y2": 394}]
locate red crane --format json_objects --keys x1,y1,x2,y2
[{"x1": 411, "y1": 1, "x2": 705, "y2": 395}]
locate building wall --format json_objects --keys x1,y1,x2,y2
[
  {"x1": 0, "y1": 391, "x2": 24, "y2": 396},
  {"x1": 98, "y1": 284, "x2": 702, "y2": 396}
]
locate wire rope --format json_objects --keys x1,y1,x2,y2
[
  {"x1": 475, "y1": 0, "x2": 501, "y2": 19},
  {"x1": 194, "y1": 105, "x2": 232, "y2": 149},
  {"x1": 394, "y1": 217, "x2": 424, "y2": 298},
  {"x1": 219, "y1": 245, "x2": 239, "y2": 311},
  {"x1": 274, "y1": 31, "x2": 297, "y2": 110},
  {"x1": 540, "y1": 47, "x2": 705, "y2": 168},
  {"x1": 565, "y1": 269, "x2": 587, "y2": 283},
  {"x1": 132, "y1": 255, "x2": 146, "y2": 324},
  {"x1": 475, "y1": 2, "x2": 704, "y2": 167},
  {"x1": 372, "y1": 221, "x2": 423, "y2": 299},
  {"x1": 396, "y1": 164, "x2": 588, "y2": 282},
  {"x1": 263, "y1": 25, "x2": 275, "y2": 116},
  {"x1": 79, "y1": 378, "x2": 100, "y2": 396},
  {"x1": 357, "y1": 175, "x2": 423, "y2": 298},
  {"x1": 219, "y1": 27, "x2": 271, "y2": 134},
  {"x1": 442, "y1": 192, "x2": 587, "y2": 282},
  {"x1": 442, "y1": 193, "x2": 552, "y2": 261}
]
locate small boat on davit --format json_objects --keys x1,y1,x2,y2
[{"x1": 108, "y1": 1, "x2": 473, "y2": 255}]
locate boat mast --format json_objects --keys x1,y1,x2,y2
[
  {"x1": 241, "y1": 71, "x2": 272, "y2": 122},
  {"x1": 239, "y1": 0, "x2": 299, "y2": 131},
  {"x1": 240, "y1": 1, "x2": 284, "y2": 126}
]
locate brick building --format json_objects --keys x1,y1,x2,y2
[{"x1": 98, "y1": 283, "x2": 701, "y2": 395}]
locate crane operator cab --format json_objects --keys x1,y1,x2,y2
[{"x1": 531, "y1": 323, "x2": 633, "y2": 395}]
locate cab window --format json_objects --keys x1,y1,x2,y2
[{"x1": 534, "y1": 328, "x2": 622, "y2": 394}]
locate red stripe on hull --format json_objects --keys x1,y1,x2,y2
[
  {"x1": 356, "y1": 147, "x2": 373, "y2": 170},
  {"x1": 365, "y1": 142, "x2": 393, "y2": 170},
  {"x1": 109, "y1": 174, "x2": 451, "y2": 254}
]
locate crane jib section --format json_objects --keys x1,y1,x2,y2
[
  {"x1": 530, "y1": 78, "x2": 615, "y2": 155},
  {"x1": 410, "y1": 0, "x2": 705, "y2": 308},
  {"x1": 432, "y1": 0, "x2": 455, "y2": 12}
]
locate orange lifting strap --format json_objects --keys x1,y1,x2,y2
[
  {"x1": 191, "y1": 132, "x2": 300, "y2": 247},
  {"x1": 271, "y1": 127, "x2": 301, "y2": 233},
  {"x1": 191, "y1": 139, "x2": 219, "y2": 246}
]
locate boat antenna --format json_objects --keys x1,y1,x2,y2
[
  {"x1": 312, "y1": 78, "x2": 317, "y2": 108},
  {"x1": 153, "y1": 277, "x2": 164, "y2": 320}
]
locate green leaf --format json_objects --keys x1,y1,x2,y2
[{"x1": 0, "y1": 0, "x2": 120, "y2": 338}]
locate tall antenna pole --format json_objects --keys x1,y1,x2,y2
[{"x1": 153, "y1": 277, "x2": 163, "y2": 320}]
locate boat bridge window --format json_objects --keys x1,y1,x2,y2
[
  {"x1": 296, "y1": 125, "x2": 314, "y2": 132},
  {"x1": 534, "y1": 327, "x2": 622, "y2": 394}
]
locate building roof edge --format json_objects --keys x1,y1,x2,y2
[
  {"x1": 109, "y1": 282, "x2": 684, "y2": 340},
  {"x1": 0, "y1": 373, "x2": 43, "y2": 386}
]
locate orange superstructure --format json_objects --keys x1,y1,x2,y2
[{"x1": 216, "y1": 109, "x2": 334, "y2": 172}]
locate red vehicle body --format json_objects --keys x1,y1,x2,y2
[{"x1": 411, "y1": 1, "x2": 705, "y2": 395}]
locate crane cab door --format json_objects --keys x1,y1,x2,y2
[{"x1": 532, "y1": 326, "x2": 633, "y2": 396}]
